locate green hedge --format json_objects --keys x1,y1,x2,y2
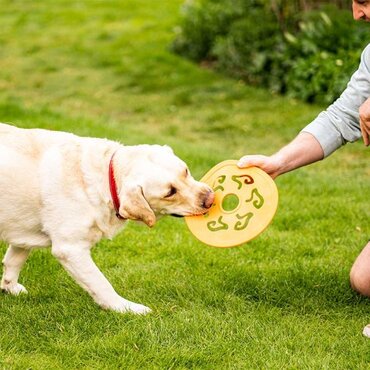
[{"x1": 172, "y1": 1, "x2": 369, "y2": 104}]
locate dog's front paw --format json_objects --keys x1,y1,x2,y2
[
  {"x1": 1, "y1": 282, "x2": 28, "y2": 295},
  {"x1": 111, "y1": 298, "x2": 152, "y2": 315},
  {"x1": 125, "y1": 301, "x2": 152, "y2": 315}
]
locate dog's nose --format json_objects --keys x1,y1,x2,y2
[{"x1": 202, "y1": 190, "x2": 215, "y2": 209}]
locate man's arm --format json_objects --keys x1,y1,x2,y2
[
  {"x1": 238, "y1": 132, "x2": 324, "y2": 178},
  {"x1": 238, "y1": 92, "x2": 370, "y2": 178},
  {"x1": 239, "y1": 44, "x2": 370, "y2": 177}
]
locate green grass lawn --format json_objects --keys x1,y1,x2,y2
[{"x1": 0, "y1": 0, "x2": 369, "y2": 368}]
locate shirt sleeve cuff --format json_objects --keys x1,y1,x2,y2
[{"x1": 300, "y1": 112, "x2": 344, "y2": 157}]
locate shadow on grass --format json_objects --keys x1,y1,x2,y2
[{"x1": 219, "y1": 265, "x2": 370, "y2": 314}]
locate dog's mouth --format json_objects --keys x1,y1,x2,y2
[
  {"x1": 170, "y1": 214, "x2": 184, "y2": 218},
  {"x1": 170, "y1": 209, "x2": 209, "y2": 218}
]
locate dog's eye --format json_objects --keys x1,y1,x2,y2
[{"x1": 165, "y1": 186, "x2": 177, "y2": 198}]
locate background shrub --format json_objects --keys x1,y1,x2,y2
[{"x1": 172, "y1": 1, "x2": 369, "y2": 104}]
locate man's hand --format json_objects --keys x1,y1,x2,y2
[
  {"x1": 238, "y1": 133, "x2": 325, "y2": 179},
  {"x1": 359, "y1": 97, "x2": 370, "y2": 146},
  {"x1": 237, "y1": 155, "x2": 281, "y2": 179}
]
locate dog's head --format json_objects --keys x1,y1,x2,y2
[{"x1": 113, "y1": 145, "x2": 214, "y2": 227}]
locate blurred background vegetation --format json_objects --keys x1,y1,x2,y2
[{"x1": 172, "y1": 0, "x2": 368, "y2": 104}]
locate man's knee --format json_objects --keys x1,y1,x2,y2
[
  {"x1": 350, "y1": 246, "x2": 370, "y2": 297},
  {"x1": 349, "y1": 241, "x2": 370, "y2": 297},
  {"x1": 350, "y1": 269, "x2": 370, "y2": 297}
]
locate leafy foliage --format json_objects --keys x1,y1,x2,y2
[{"x1": 172, "y1": 1, "x2": 369, "y2": 103}]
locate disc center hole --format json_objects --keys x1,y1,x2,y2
[{"x1": 222, "y1": 193, "x2": 239, "y2": 212}]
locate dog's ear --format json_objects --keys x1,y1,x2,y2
[{"x1": 119, "y1": 185, "x2": 156, "y2": 227}]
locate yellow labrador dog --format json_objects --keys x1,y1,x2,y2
[{"x1": 0, "y1": 123, "x2": 214, "y2": 314}]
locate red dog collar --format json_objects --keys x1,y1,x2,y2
[{"x1": 108, "y1": 152, "x2": 125, "y2": 220}]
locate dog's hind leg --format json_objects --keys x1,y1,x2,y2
[{"x1": 1, "y1": 245, "x2": 30, "y2": 295}]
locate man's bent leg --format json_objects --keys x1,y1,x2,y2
[
  {"x1": 350, "y1": 241, "x2": 370, "y2": 338},
  {"x1": 350, "y1": 241, "x2": 370, "y2": 297}
]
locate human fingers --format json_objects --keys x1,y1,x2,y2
[
  {"x1": 238, "y1": 154, "x2": 269, "y2": 168},
  {"x1": 360, "y1": 118, "x2": 370, "y2": 146},
  {"x1": 358, "y1": 97, "x2": 370, "y2": 146},
  {"x1": 237, "y1": 155, "x2": 279, "y2": 178}
]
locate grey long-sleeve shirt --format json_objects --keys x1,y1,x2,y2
[{"x1": 301, "y1": 44, "x2": 370, "y2": 157}]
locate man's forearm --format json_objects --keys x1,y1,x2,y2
[{"x1": 272, "y1": 132, "x2": 324, "y2": 176}]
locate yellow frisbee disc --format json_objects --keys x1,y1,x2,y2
[{"x1": 185, "y1": 160, "x2": 278, "y2": 248}]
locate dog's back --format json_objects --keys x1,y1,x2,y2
[
  {"x1": 0, "y1": 123, "x2": 76, "y2": 159},
  {"x1": 0, "y1": 123, "x2": 76, "y2": 247}
]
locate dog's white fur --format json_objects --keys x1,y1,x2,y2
[{"x1": 0, "y1": 123, "x2": 213, "y2": 314}]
